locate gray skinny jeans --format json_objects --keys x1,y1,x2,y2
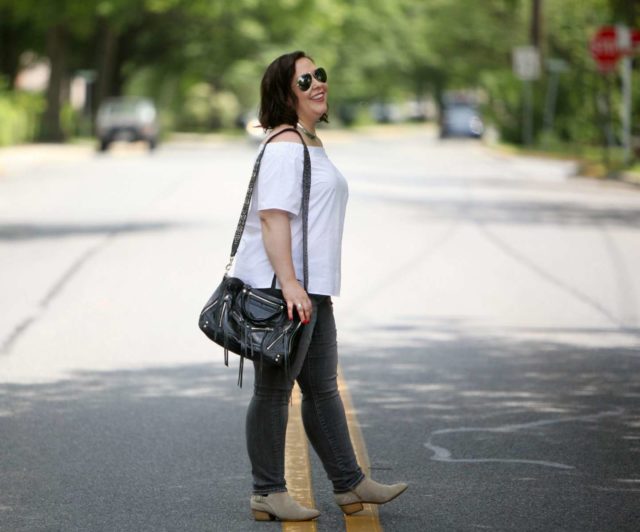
[{"x1": 245, "y1": 294, "x2": 364, "y2": 494}]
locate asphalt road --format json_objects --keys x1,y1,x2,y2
[{"x1": 1, "y1": 127, "x2": 639, "y2": 531}]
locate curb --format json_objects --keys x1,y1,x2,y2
[{"x1": 620, "y1": 171, "x2": 640, "y2": 187}]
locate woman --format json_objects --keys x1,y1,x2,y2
[{"x1": 232, "y1": 51, "x2": 408, "y2": 522}]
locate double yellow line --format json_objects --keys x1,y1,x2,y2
[{"x1": 283, "y1": 369, "x2": 382, "y2": 532}]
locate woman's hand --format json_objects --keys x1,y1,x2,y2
[{"x1": 281, "y1": 280, "x2": 312, "y2": 323}]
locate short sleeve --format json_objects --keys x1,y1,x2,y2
[{"x1": 256, "y1": 143, "x2": 304, "y2": 216}]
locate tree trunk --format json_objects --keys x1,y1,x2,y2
[
  {"x1": 530, "y1": 0, "x2": 542, "y2": 48},
  {"x1": 40, "y1": 24, "x2": 67, "y2": 142},
  {"x1": 94, "y1": 18, "x2": 118, "y2": 116},
  {"x1": 0, "y1": 10, "x2": 25, "y2": 89}
]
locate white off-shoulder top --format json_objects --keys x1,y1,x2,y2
[{"x1": 232, "y1": 142, "x2": 349, "y2": 296}]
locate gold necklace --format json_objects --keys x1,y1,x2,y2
[{"x1": 296, "y1": 122, "x2": 317, "y2": 141}]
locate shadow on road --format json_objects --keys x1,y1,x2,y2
[
  {"x1": 0, "y1": 363, "x2": 264, "y2": 532},
  {"x1": 0, "y1": 221, "x2": 190, "y2": 241},
  {"x1": 1, "y1": 324, "x2": 639, "y2": 531},
  {"x1": 339, "y1": 320, "x2": 640, "y2": 532},
  {"x1": 356, "y1": 192, "x2": 640, "y2": 229}
]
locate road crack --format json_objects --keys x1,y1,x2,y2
[{"x1": 424, "y1": 408, "x2": 623, "y2": 469}]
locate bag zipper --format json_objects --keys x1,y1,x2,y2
[
  {"x1": 252, "y1": 326, "x2": 274, "y2": 333},
  {"x1": 202, "y1": 297, "x2": 219, "y2": 315},
  {"x1": 265, "y1": 324, "x2": 293, "y2": 350},
  {"x1": 245, "y1": 289, "x2": 283, "y2": 310},
  {"x1": 218, "y1": 298, "x2": 229, "y2": 327}
]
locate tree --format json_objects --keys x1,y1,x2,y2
[
  {"x1": 0, "y1": 0, "x2": 637, "y2": 151},
  {"x1": 0, "y1": 0, "x2": 98, "y2": 140}
]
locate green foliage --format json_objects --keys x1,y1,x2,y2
[
  {"x1": 181, "y1": 82, "x2": 240, "y2": 131},
  {"x1": 59, "y1": 102, "x2": 86, "y2": 138},
  {"x1": 480, "y1": 70, "x2": 523, "y2": 143},
  {"x1": 543, "y1": 0, "x2": 610, "y2": 145},
  {"x1": 0, "y1": 83, "x2": 44, "y2": 145}
]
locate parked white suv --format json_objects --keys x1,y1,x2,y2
[{"x1": 96, "y1": 97, "x2": 159, "y2": 151}]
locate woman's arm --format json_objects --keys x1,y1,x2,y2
[{"x1": 259, "y1": 209, "x2": 312, "y2": 323}]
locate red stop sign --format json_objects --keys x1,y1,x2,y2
[
  {"x1": 590, "y1": 26, "x2": 620, "y2": 72},
  {"x1": 590, "y1": 25, "x2": 640, "y2": 72}
]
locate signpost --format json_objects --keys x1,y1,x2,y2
[
  {"x1": 590, "y1": 26, "x2": 622, "y2": 73},
  {"x1": 513, "y1": 46, "x2": 541, "y2": 146},
  {"x1": 590, "y1": 25, "x2": 640, "y2": 165},
  {"x1": 543, "y1": 58, "x2": 568, "y2": 135}
]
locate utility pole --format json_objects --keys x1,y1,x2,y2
[
  {"x1": 617, "y1": 25, "x2": 633, "y2": 166},
  {"x1": 531, "y1": 0, "x2": 542, "y2": 49},
  {"x1": 618, "y1": 1, "x2": 638, "y2": 166},
  {"x1": 522, "y1": 0, "x2": 542, "y2": 145}
]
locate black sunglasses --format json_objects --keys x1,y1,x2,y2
[{"x1": 296, "y1": 67, "x2": 328, "y2": 91}]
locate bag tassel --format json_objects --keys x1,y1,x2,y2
[
  {"x1": 286, "y1": 345, "x2": 292, "y2": 406},
  {"x1": 247, "y1": 324, "x2": 254, "y2": 361},
  {"x1": 238, "y1": 326, "x2": 246, "y2": 388},
  {"x1": 237, "y1": 355, "x2": 244, "y2": 387},
  {"x1": 223, "y1": 329, "x2": 229, "y2": 367},
  {"x1": 248, "y1": 325, "x2": 260, "y2": 381},
  {"x1": 285, "y1": 346, "x2": 290, "y2": 383}
]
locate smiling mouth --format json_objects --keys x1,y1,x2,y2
[{"x1": 311, "y1": 92, "x2": 325, "y2": 101}]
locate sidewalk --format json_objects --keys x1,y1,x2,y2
[
  {"x1": 0, "y1": 143, "x2": 94, "y2": 176},
  {"x1": 481, "y1": 139, "x2": 640, "y2": 188},
  {"x1": 4, "y1": 128, "x2": 640, "y2": 189},
  {"x1": 0, "y1": 127, "x2": 422, "y2": 177}
]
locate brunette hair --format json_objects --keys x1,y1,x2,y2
[{"x1": 258, "y1": 50, "x2": 328, "y2": 129}]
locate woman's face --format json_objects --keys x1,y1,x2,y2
[{"x1": 291, "y1": 57, "x2": 328, "y2": 124}]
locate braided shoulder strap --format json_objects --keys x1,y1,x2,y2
[{"x1": 226, "y1": 127, "x2": 311, "y2": 291}]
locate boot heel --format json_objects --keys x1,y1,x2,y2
[
  {"x1": 252, "y1": 510, "x2": 275, "y2": 521},
  {"x1": 340, "y1": 502, "x2": 364, "y2": 515}
]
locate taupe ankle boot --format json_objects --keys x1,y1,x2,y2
[
  {"x1": 250, "y1": 491, "x2": 320, "y2": 521},
  {"x1": 334, "y1": 476, "x2": 408, "y2": 515}
]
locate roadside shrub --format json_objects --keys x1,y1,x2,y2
[
  {"x1": 0, "y1": 87, "x2": 44, "y2": 146},
  {"x1": 181, "y1": 82, "x2": 240, "y2": 131}
]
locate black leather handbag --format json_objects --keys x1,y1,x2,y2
[{"x1": 198, "y1": 128, "x2": 311, "y2": 386}]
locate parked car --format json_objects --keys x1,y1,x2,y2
[
  {"x1": 96, "y1": 97, "x2": 159, "y2": 151},
  {"x1": 439, "y1": 103, "x2": 484, "y2": 139}
]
